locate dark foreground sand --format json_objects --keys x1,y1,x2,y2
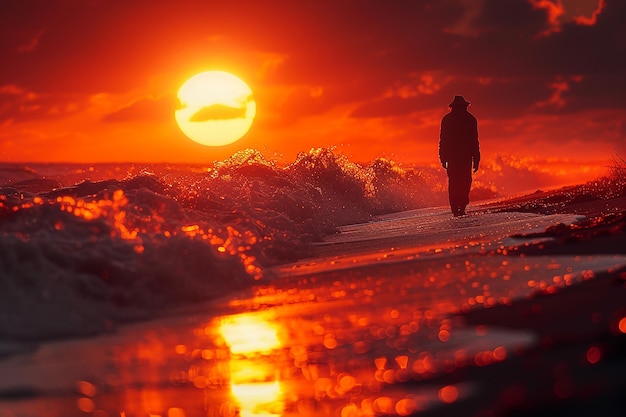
[{"x1": 455, "y1": 191, "x2": 626, "y2": 417}]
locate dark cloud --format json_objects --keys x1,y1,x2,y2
[
  {"x1": 2, "y1": 1, "x2": 622, "y2": 98},
  {"x1": 549, "y1": 74, "x2": 626, "y2": 113},
  {"x1": 474, "y1": 0, "x2": 546, "y2": 36},
  {"x1": 257, "y1": 0, "x2": 625, "y2": 121},
  {"x1": 459, "y1": 0, "x2": 626, "y2": 114}
]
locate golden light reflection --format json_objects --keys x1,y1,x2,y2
[
  {"x1": 219, "y1": 315, "x2": 281, "y2": 355},
  {"x1": 231, "y1": 381, "x2": 283, "y2": 417},
  {"x1": 218, "y1": 314, "x2": 285, "y2": 417}
]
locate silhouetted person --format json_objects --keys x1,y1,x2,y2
[{"x1": 439, "y1": 95, "x2": 480, "y2": 216}]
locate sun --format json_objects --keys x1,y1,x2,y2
[{"x1": 175, "y1": 71, "x2": 256, "y2": 146}]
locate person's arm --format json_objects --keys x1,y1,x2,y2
[
  {"x1": 471, "y1": 117, "x2": 480, "y2": 172},
  {"x1": 439, "y1": 117, "x2": 449, "y2": 169}
]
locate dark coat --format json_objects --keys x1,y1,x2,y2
[{"x1": 439, "y1": 108, "x2": 480, "y2": 166}]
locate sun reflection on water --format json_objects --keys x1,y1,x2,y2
[
  {"x1": 231, "y1": 381, "x2": 283, "y2": 417},
  {"x1": 219, "y1": 314, "x2": 285, "y2": 417},
  {"x1": 219, "y1": 315, "x2": 281, "y2": 355}
]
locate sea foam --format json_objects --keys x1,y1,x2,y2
[{"x1": 0, "y1": 148, "x2": 440, "y2": 341}]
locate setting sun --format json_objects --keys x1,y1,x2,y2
[{"x1": 175, "y1": 71, "x2": 256, "y2": 146}]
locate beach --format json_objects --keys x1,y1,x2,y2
[
  {"x1": 2, "y1": 1, "x2": 625, "y2": 415},
  {"x1": 1, "y1": 177, "x2": 625, "y2": 417}
]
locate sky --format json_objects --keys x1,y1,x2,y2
[{"x1": 1, "y1": 0, "x2": 624, "y2": 186}]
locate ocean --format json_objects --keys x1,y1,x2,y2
[
  {"x1": 1, "y1": 148, "x2": 625, "y2": 417},
  {"x1": 0, "y1": 148, "x2": 452, "y2": 342}
]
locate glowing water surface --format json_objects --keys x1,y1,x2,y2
[{"x1": 1, "y1": 208, "x2": 625, "y2": 417}]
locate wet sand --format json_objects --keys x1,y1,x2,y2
[{"x1": 1, "y1": 194, "x2": 625, "y2": 417}]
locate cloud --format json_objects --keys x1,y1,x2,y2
[
  {"x1": 265, "y1": 0, "x2": 624, "y2": 122},
  {"x1": 103, "y1": 95, "x2": 177, "y2": 123},
  {"x1": 0, "y1": 84, "x2": 82, "y2": 123},
  {"x1": 17, "y1": 29, "x2": 45, "y2": 53},
  {"x1": 189, "y1": 104, "x2": 247, "y2": 122},
  {"x1": 528, "y1": 0, "x2": 607, "y2": 35},
  {"x1": 571, "y1": 0, "x2": 606, "y2": 26},
  {"x1": 531, "y1": 75, "x2": 584, "y2": 111}
]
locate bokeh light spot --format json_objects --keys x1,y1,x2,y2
[
  {"x1": 618, "y1": 317, "x2": 626, "y2": 334},
  {"x1": 77, "y1": 398, "x2": 95, "y2": 413},
  {"x1": 396, "y1": 398, "x2": 417, "y2": 416},
  {"x1": 586, "y1": 346, "x2": 602, "y2": 364},
  {"x1": 438, "y1": 385, "x2": 459, "y2": 403}
]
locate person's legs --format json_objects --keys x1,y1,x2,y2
[{"x1": 447, "y1": 161, "x2": 472, "y2": 216}]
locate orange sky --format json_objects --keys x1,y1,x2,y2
[{"x1": 1, "y1": 0, "x2": 624, "y2": 186}]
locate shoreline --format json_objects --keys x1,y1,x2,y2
[
  {"x1": 483, "y1": 186, "x2": 626, "y2": 256},
  {"x1": 2, "y1": 180, "x2": 626, "y2": 417},
  {"x1": 449, "y1": 188, "x2": 626, "y2": 416}
]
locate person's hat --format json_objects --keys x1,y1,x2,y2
[{"x1": 449, "y1": 95, "x2": 470, "y2": 107}]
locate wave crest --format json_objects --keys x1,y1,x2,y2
[{"x1": 0, "y1": 148, "x2": 440, "y2": 340}]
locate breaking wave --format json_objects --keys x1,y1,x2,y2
[{"x1": 0, "y1": 148, "x2": 442, "y2": 341}]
